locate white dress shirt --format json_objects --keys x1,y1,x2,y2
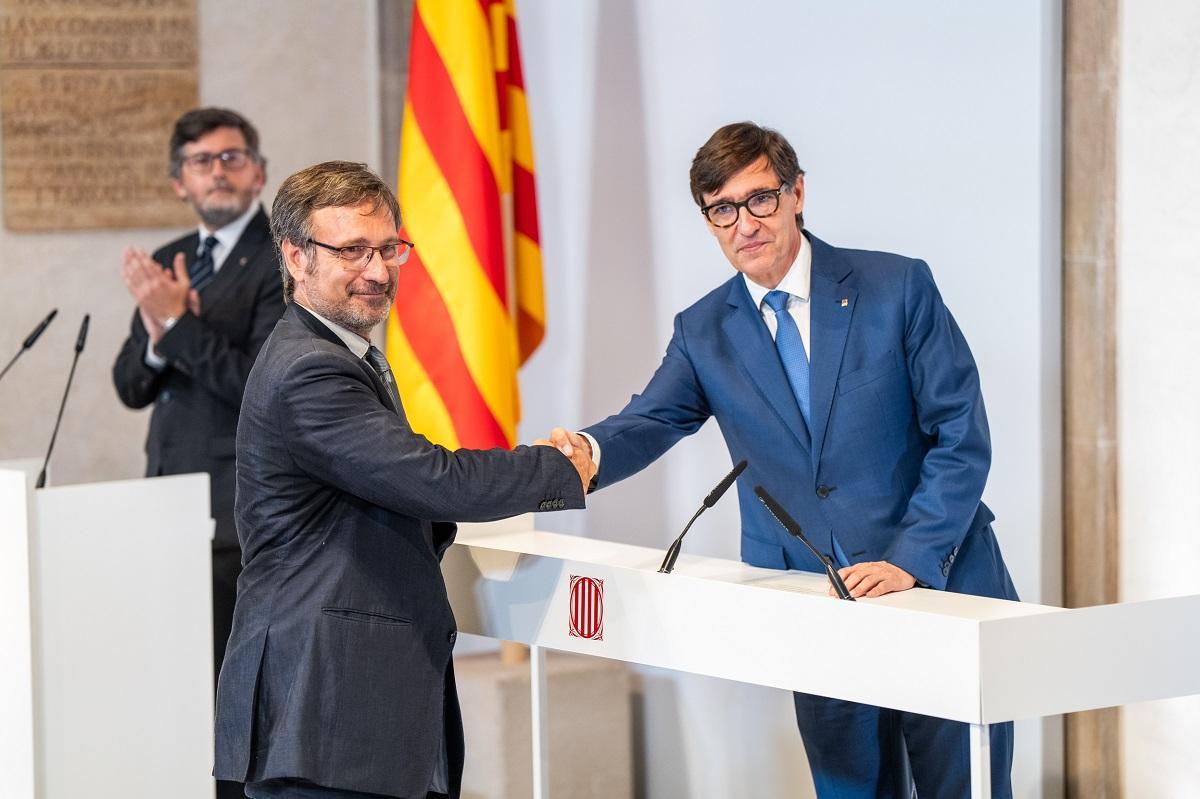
[
  {"x1": 302, "y1": 303, "x2": 371, "y2": 358},
  {"x1": 741, "y1": 232, "x2": 812, "y2": 352}
]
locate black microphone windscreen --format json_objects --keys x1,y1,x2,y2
[
  {"x1": 753, "y1": 485, "x2": 798, "y2": 534},
  {"x1": 74, "y1": 314, "x2": 90, "y2": 353},
  {"x1": 23, "y1": 308, "x2": 57, "y2": 349},
  {"x1": 704, "y1": 459, "x2": 748, "y2": 508}
]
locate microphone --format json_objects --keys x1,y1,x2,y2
[
  {"x1": 753, "y1": 485, "x2": 854, "y2": 601},
  {"x1": 0, "y1": 308, "x2": 58, "y2": 384},
  {"x1": 658, "y1": 460, "x2": 747, "y2": 574},
  {"x1": 36, "y1": 314, "x2": 89, "y2": 490}
]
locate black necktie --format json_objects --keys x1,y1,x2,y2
[
  {"x1": 364, "y1": 346, "x2": 403, "y2": 414},
  {"x1": 189, "y1": 235, "x2": 219, "y2": 291}
]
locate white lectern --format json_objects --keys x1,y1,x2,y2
[
  {"x1": 1, "y1": 462, "x2": 215, "y2": 799},
  {"x1": 444, "y1": 517, "x2": 1200, "y2": 799}
]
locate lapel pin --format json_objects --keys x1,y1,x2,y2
[
  {"x1": 840, "y1": 298, "x2": 849, "y2": 307},
  {"x1": 239, "y1": 257, "x2": 248, "y2": 266}
]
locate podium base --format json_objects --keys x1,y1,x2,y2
[{"x1": 456, "y1": 650, "x2": 633, "y2": 798}]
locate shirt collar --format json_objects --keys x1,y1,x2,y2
[
  {"x1": 298, "y1": 302, "x2": 371, "y2": 358},
  {"x1": 197, "y1": 202, "x2": 260, "y2": 255},
  {"x1": 742, "y1": 232, "x2": 812, "y2": 309}
]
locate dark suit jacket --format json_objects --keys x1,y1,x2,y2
[
  {"x1": 214, "y1": 303, "x2": 585, "y2": 798},
  {"x1": 112, "y1": 207, "x2": 283, "y2": 549},
  {"x1": 585, "y1": 232, "x2": 1016, "y2": 600}
]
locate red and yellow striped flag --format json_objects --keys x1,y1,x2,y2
[{"x1": 387, "y1": 0, "x2": 545, "y2": 449}]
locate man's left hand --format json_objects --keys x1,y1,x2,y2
[
  {"x1": 835, "y1": 561, "x2": 916, "y2": 598},
  {"x1": 122, "y1": 248, "x2": 191, "y2": 331}
]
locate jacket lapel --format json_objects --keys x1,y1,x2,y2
[
  {"x1": 721, "y1": 277, "x2": 812, "y2": 453},
  {"x1": 197, "y1": 206, "x2": 271, "y2": 308},
  {"x1": 290, "y1": 304, "x2": 402, "y2": 417},
  {"x1": 806, "y1": 234, "x2": 857, "y2": 468},
  {"x1": 163, "y1": 232, "x2": 200, "y2": 274}
]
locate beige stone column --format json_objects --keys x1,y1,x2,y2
[{"x1": 1063, "y1": 0, "x2": 1121, "y2": 795}]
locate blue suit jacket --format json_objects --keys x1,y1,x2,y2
[{"x1": 584, "y1": 232, "x2": 1015, "y2": 598}]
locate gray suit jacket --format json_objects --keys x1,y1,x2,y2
[{"x1": 214, "y1": 304, "x2": 585, "y2": 797}]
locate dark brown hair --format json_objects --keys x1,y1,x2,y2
[
  {"x1": 168, "y1": 107, "x2": 263, "y2": 178},
  {"x1": 689, "y1": 122, "x2": 805, "y2": 226}
]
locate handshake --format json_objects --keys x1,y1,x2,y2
[{"x1": 533, "y1": 427, "x2": 596, "y2": 494}]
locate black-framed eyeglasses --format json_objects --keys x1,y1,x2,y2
[
  {"x1": 180, "y1": 148, "x2": 255, "y2": 174},
  {"x1": 307, "y1": 238, "x2": 414, "y2": 269},
  {"x1": 700, "y1": 184, "x2": 788, "y2": 228}
]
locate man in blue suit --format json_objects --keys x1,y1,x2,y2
[{"x1": 548, "y1": 122, "x2": 1017, "y2": 797}]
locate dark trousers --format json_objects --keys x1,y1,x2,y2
[
  {"x1": 244, "y1": 778, "x2": 448, "y2": 798},
  {"x1": 793, "y1": 692, "x2": 1013, "y2": 799},
  {"x1": 212, "y1": 545, "x2": 244, "y2": 799}
]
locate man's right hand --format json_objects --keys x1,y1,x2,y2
[{"x1": 533, "y1": 427, "x2": 595, "y2": 495}]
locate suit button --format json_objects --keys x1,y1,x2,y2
[
  {"x1": 538, "y1": 501, "x2": 549, "y2": 511},
  {"x1": 942, "y1": 565, "x2": 950, "y2": 577},
  {"x1": 555, "y1": 499, "x2": 565, "y2": 509},
  {"x1": 160, "y1": 389, "x2": 172, "y2": 402},
  {"x1": 448, "y1": 630, "x2": 457, "y2": 645},
  {"x1": 815, "y1": 485, "x2": 831, "y2": 499}
]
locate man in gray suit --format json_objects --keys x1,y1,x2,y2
[{"x1": 214, "y1": 161, "x2": 593, "y2": 799}]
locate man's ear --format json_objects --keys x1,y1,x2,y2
[
  {"x1": 171, "y1": 178, "x2": 188, "y2": 202},
  {"x1": 250, "y1": 161, "x2": 266, "y2": 197},
  {"x1": 281, "y1": 239, "x2": 307, "y2": 286},
  {"x1": 792, "y1": 175, "x2": 806, "y2": 213}
]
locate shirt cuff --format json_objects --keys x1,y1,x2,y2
[
  {"x1": 143, "y1": 338, "x2": 167, "y2": 371},
  {"x1": 578, "y1": 431, "x2": 601, "y2": 470}
]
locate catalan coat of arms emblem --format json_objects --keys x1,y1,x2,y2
[{"x1": 568, "y1": 575, "x2": 604, "y2": 640}]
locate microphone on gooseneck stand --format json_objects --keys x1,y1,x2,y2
[
  {"x1": 753, "y1": 485, "x2": 855, "y2": 601},
  {"x1": 658, "y1": 459, "x2": 748, "y2": 574},
  {"x1": 0, "y1": 308, "x2": 58, "y2": 384},
  {"x1": 36, "y1": 314, "x2": 89, "y2": 490}
]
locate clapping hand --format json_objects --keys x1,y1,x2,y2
[{"x1": 121, "y1": 248, "x2": 192, "y2": 344}]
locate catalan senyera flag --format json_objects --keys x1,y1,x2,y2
[{"x1": 387, "y1": 0, "x2": 545, "y2": 450}]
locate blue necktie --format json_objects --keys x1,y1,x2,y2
[
  {"x1": 189, "y1": 235, "x2": 219, "y2": 291},
  {"x1": 764, "y1": 289, "x2": 811, "y2": 427}
]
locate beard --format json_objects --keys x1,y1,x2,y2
[
  {"x1": 189, "y1": 180, "x2": 257, "y2": 230},
  {"x1": 305, "y1": 276, "x2": 397, "y2": 338}
]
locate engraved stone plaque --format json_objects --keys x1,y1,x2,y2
[{"x1": 1, "y1": 0, "x2": 199, "y2": 230}]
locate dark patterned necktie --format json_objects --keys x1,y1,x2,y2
[
  {"x1": 189, "y1": 235, "x2": 219, "y2": 291},
  {"x1": 364, "y1": 345, "x2": 403, "y2": 414}
]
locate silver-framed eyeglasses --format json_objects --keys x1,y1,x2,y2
[
  {"x1": 180, "y1": 148, "x2": 255, "y2": 174},
  {"x1": 700, "y1": 184, "x2": 788, "y2": 228},
  {"x1": 308, "y1": 238, "x2": 414, "y2": 269}
]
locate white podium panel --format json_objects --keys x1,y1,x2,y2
[
  {"x1": 1, "y1": 460, "x2": 39, "y2": 799},
  {"x1": 444, "y1": 517, "x2": 1200, "y2": 798},
  {"x1": 1, "y1": 463, "x2": 215, "y2": 799}
]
